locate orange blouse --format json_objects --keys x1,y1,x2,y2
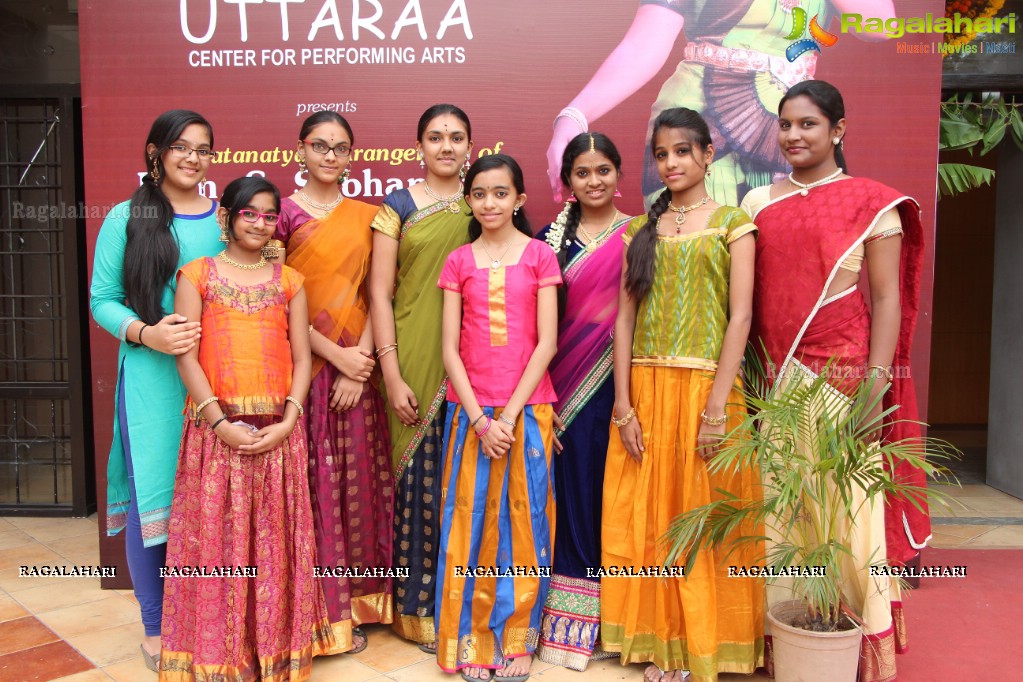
[{"x1": 178, "y1": 257, "x2": 305, "y2": 417}]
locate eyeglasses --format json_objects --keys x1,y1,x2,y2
[
  {"x1": 304, "y1": 140, "x2": 351, "y2": 157},
  {"x1": 238, "y1": 209, "x2": 280, "y2": 226},
  {"x1": 167, "y1": 144, "x2": 215, "y2": 159}
]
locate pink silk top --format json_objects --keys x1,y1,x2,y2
[{"x1": 438, "y1": 238, "x2": 562, "y2": 407}]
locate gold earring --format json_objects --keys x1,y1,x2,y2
[
  {"x1": 150, "y1": 157, "x2": 160, "y2": 182},
  {"x1": 218, "y1": 221, "x2": 229, "y2": 243},
  {"x1": 342, "y1": 164, "x2": 351, "y2": 182}
]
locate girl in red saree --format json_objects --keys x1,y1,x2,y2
[
  {"x1": 533, "y1": 132, "x2": 632, "y2": 671},
  {"x1": 740, "y1": 79, "x2": 929, "y2": 682},
  {"x1": 271, "y1": 112, "x2": 394, "y2": 655}
]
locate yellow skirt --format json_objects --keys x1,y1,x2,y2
[{"x1": 601, "y1": 366, "x2": 764, "y2": 681}]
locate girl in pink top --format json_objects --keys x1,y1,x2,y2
[{"x1": 434, "y1": 155, "x2": 561, "y2": 682}]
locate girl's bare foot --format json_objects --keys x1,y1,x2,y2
[
  {"x1": 644, "y1": 664, "x2": 664, "y2": 682},
  {"x1": 496, "y1": 655, "x2": 531, "y2": 678},
  {"x1": 463, "y1": 666, "x2": 491, "y2": 680}
]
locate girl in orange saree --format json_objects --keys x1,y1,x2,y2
[
  {"x1": 273, "y1": 112, "x2": 393, "y2": 655},
  {"x1": 741, "y1": 79, "x2": 929, "y2": 682}
]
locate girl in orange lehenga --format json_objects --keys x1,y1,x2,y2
[
  {"x1": 161, "y1": 176, "x2": 334, "y2": 681},
  {"x1": 603, "y1": 108, "x2": 763, "y2": 682}
]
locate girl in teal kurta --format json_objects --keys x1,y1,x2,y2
[{"x1": 89, "y1": 110, "x2": 221, "y2": 671}]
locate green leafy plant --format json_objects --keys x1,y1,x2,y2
[
  {"x1": 661, "y1": 354, "x2": 960, "y2": 631},
  {"x1": 938, "y1": 93, "x2": 1023, "y2": 199}
]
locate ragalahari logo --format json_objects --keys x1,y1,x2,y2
[{"x1": 785, "y1": 6, "x2": 839, "y2": 62}]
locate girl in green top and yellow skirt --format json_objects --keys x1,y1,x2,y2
[{"x1": 603, "y1": 108, "x2": 763, "y2": 682}]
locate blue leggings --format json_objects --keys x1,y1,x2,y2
[{"x1": 118, "y1": 366, "x2": 167, "y2": 637}]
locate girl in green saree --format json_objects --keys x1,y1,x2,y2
[{"x1": 368, "y1": 103, "x2": 473, "y2": 648}]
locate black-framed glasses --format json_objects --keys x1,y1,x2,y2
[
  {"x1": 304, "y1": 139, "x2": 351, "y2": 157},
  {"x1": 238, "y1": 209, "x2": 280, "y2": 226},
  {"x1": 167, "y1": 144, "x2": 215, "y2": 159}
]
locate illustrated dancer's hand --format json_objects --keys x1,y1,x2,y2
[
  {"x1": 480, "y1": 419, "x2": 515, "y2": 460},
  {"x1": 696, "y1": 421, "x2": 725, "y2": 461},
  {"x1": 331, "y1": 375, "x2": 364, "y2": 412},
  {"x1": 386, "y1": 377, "x2": 419, "y2": 426},
  {"x1": 147, "y1": 313, "x2": 201, "y2": 355},
  {"x1": 215, "y1": 422, "x2": 261, "y2": 451},
  {"x1": 335, "y1": 346, "x2": 374, "y2": 382},
  {"x1": 551, "y1": 412, "x2": 565, "y2": 454},
  {"x1": 239, "y1": 420, "x2": 296, "y2": 455},
  {"x1": 546, "y1": 118, "x2": 581, "y2": 201}
]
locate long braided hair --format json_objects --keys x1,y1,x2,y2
[{"x1": 624, "y1": 107, "x2": 712, "y2": 303}]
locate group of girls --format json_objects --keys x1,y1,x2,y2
[{"x1": 90, "y1": 79, "x2": 926, "y2": 682}]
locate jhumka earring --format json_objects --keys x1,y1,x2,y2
[
  {"x1": 218, "y1": 220, "x2": 229, "y2": 243},
  {"x1": 706, "y1": 163, "x2": 712, "y2": 177},
  {"x1": 613, "y1": 189, "x2": 623, "y2": 198},
  {"x1": 150, "y1": 158, "x2": 160, "y2": 182},
  {"x1": 342, "y1": 164, "x2": 352, "y2": 182},
  {"x1": 298, "y1": 157, "x2": 307, "y2": 176},
  {"x1": 460, "y1": 154, "x2": 470, "y2": 180}
]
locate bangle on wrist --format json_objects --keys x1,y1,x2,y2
[
  {"x1": 475, "y1": 416, "x2": 492, "y2": 437},
  {"x1": 866, "y1": 365, "x2": 894, "y2": 382},
  {"x1": 554, "y1": 106, "x2": 588, "y2": 133},
  {"x1": 470, "y1": 413, "x2": 486, "y2": 429},
  {"x1": 210, "y1": 414, "x2": 229, "y2": 431},
  {"x1": 193, "y1": 396, "x2": 220, "y2": 426},
  {"x1": 498, "y1": 414, "x2": 516, "y2": 429},
  {"x1": 138, "y1": 324, "x2": 149, "y2": 347},
  {"x1": 611, "y1": 407, "x2": 636, "y2": 427},
  {"x1": 700, "y1": 410, "x2": 727, "y2": 426},
  {"x1": 285, "y1": 395, "x2": 304, "y2": 417},
  {"x1": 375, "y1": 343, "x2": 398, "y2": 357}
]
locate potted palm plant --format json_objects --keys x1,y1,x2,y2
[{"x1": 662, "y1": 355, "x2": 957, "y2": 682}]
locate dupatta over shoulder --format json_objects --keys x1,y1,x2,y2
[
  {"x1": 549, "y1": 215, "x2": 631, "y2": 428},
  {"x1": 284, "y1": 199, "x2": 379, "y2": 378},
  {"x1": 749, "y1": 177, "x2": 930, "y2": 566}
]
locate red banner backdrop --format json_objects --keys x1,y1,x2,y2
[{"x1": 80, "y1": 0, "x2": 944, "y2": 560}]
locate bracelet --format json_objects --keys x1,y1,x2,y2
[
  {"x1": 375, "y1": 343, "x2": 398, "y2": 357},
  {"x1": 285, "y1": 395, "x2": 304, "y2": 416},
  {"x1": 138, "y1": 324, "x2": 149, "y2": 347},
  {"x1": 554, "y1": 106, "x2": 588, "y2": 133},
  {"x1": 867, "y1": 365, "x2": 894, "y2": 382},
  {"x1": 611, "y1": 407, "x2": 636, "y2": 427},
  {"x1": 470, "y1": 413, "x2": 486, "y2": 429},
  {"x1": 700, "y1": 410, "x2": 727, "y2": 426},
  {"x1": 210, "y1": 414, "x2": 229, "y2": 431},
  {"x1": 475, "y1": 416, "x2": 492, "y2": 437},
  {"x1": 193, "y1": 396, "x2": 220, "y2": 426},
  {"x1": 498, "y1": 414, "x2": 516, "y2": 428}
]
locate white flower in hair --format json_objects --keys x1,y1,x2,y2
[{"x1": 545, "y1": 201, "x2": 573, "y2": 254}]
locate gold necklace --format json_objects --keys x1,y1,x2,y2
[
  {"x1": 667, "y1": 196, "x2": 709, "y2": 230},
  {"x1": 299, "y1": 190, "x2": 343, "y2": 214},
  {"x1": 423, "y1": 181, "x2": 463, "y2": 213},
  {"x1": 578, "y1": 209, "x2": 619, "y2": 252},
  {"x1": 788, "y1": 168, "x2": 843, "y2": 196},
  {"x1": 478, "y1": 238, "x2": 513, "y2": 270},
  {"x1": 219, "y1": 251, "x2": 267, "y2": 271}
]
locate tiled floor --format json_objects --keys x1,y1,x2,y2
[{"x1": 1, "y1": 480, "x2": 1021, "y2": 682}]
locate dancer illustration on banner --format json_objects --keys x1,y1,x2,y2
[{"x1": 545, "y1": 0, "x2": 895, "y2": 207}]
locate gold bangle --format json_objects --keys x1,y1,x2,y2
[
  {"x1": 285, "y1": 395, "x2": 304, "y2": 417},
  {"x1": 193, "y1": 396, "x2": 219, "y2": 426},
  {"x1": 700, "y1": 410, "x2": 727, "y2": 426},
  {"x1": 867, "y1": 365, "x2": 894, "y2": 382},
  {"x1": 376, "y1": 346, "x2": 398, "y2": 360},
  {"x1": 375, "y1": 343, "x2": 397, "y2": 356},
  {"x1": 611, "y1": 407, "x2": 636, "y2": 427}
]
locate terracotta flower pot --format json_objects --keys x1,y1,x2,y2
[{"x1": 767, "y1": 600, "x2": 861, "y2": 682}]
